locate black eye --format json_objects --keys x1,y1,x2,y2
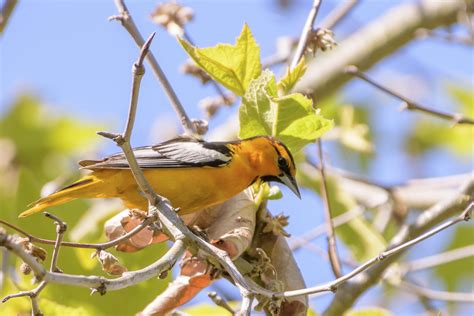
[{"x1": 278, "y1": 157, "x2": 288, "y2": 168}]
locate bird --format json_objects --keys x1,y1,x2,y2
[{"x1": 19, "y1": 136, "x2": 300, "y2": 218}]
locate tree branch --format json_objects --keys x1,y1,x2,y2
[
  {"x1": 322, "y1": 179, "x2": 473, "y2": 315},
  {"x1": 294, "y1": 0, "x2": 467, "y2": 98},
  {"x1": 0, "y1": 0, "x2": 17, "y2": 34},
  {"x1": 110, "y1": 0, "x2": 196, "y2": 135},
  {"x1": 290, "y1": 0, "x2": 322, "y2": 69},
  {"x1": 344, "y1": 65, "x2": 474, "y2": 125}
]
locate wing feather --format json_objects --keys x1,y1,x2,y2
[{"x1": 80, "y1": 138, "x2": 233, "y2": 170}]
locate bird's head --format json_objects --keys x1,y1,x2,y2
[{"x1": 240, "y1": 136, "x2": 300, "y2": 198}]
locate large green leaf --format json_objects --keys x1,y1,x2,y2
[
  {"x1": 239, "y1": 70, "x2": 333, "y2": 153},
  {"x1": 298, "y1": 163, "x2": 386, "y2": 261},
  {"x1": 178, "y1": 23, "x2": 261, "y2": 96}
]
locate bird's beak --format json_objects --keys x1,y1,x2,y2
[{"x1": 278, "y1": 173, "x2": 301, "y2": 199}]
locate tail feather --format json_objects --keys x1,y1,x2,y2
[{"x1": 19, "y1": 177, "x2": 99, "y2": 218}]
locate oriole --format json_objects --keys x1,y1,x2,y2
[{"x1": 19, "y1": 136, "x2": 300, "y2": 218}]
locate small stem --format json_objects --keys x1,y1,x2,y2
[
  {"x1": 290, "y1": 0, "x2": 323, "y2": 69},
  {"x1": 208, "y1": 291, "x2": 236, "y2": 315},
  {"x1": 345, "y1": 65, "x2": 474, "y2": 125},
  {"x1": 44, "y1": 212, "x2": 67, "y2": 273},
  {"x1": 317, "y1": 140, "x2": 342, "y2": 278}
]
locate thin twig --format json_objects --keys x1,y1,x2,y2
[
  {"x1": 208, "y1": 291, "x2": 235, "y2": 315},
  {"x1": 291, "y1": 0, "x2": 343, "y2": 278},
  {"x1": 44, "y1": 212, "x2": 67, "y2": 273},
  {"x1": 0, "y1": 0, "x2": 17, "y2": 34},
  {"x1": 0, "y1": 215, "x2": 156, "y2": 250},
  {"x1": 2, "y1": 280, "x2": 47, "y2": 316},
  {"x1": 319, "y1": 0, "x2": 359, "y2": 30},
  {"x1": 290, "y1": 0, "x2": 323, "y2": 69},
  {"x1": 238, "y1": 292, "x2": 254, "y2": 316},
  {"x1": 110, "y1": 0, "x2": 196, "y2": 135},
  {"x1": 275, "y1": 200, "x2": 472, "y2": 298},
  {"x1": 345, "y1": 65, "x2": 474, "y2": 125},
  {"x1": 400, "y1": 245, "x2": 474, "y2": 274},
  {"x1": 316, "y1": 140, "x2": 343, "y2": 278},
  {"x1": 396, "y1": 281, "x2": 474, "y2": 303}
]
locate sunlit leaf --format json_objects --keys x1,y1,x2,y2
[
  {"x1": 278, "y1": 57, "x2": 307, "y2": 94},
  {"x1": 178, "y1": 23, "x2": 261, "y2": 96},
  {"x1": 239, "y1": 70, "x2": 333, "y2": 153}
]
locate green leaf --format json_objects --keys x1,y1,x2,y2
[
  {"x1": 239, "y1": 70, "x2": 333, "y2": 153},
  {"x1": 297, "y1": 163, "x2": 387, "y2": 261},
  {"x1": 344, "y1": 307, "x2": 392, "y2": 316},
  {"x1": 406, "y1": 84, "x2": 474, "y2": 158},
  {"x1": 178, "y1": 23, "x2": 261, "y2": 96},
  {"x1": 278, "y1": 57, "x2": 307, "y2": 95}
]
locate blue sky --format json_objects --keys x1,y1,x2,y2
[{"x1": 1, "y1": 0, "x2": 473, "y2": 314}]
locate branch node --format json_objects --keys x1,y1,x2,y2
[
  {"x1": 108, "y1": 14, "x2": 125, "y2": 23},
  {"x1": 344, "y1": 65, "x2": 359, "y2": 75},
  {"x1": 91, "y1": 281, "x2": 107, "y2": 296}
]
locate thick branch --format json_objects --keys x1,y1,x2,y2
[{"x1": 294, "y1": 0, "x2": 467, "y2": 98}]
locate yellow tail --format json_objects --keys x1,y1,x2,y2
[{"x1": 19, "y1": 176, "x2": 101, "y2": 218}]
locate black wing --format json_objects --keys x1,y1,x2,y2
[{"x1": 79, "y1": 137, "x2": 234, "y2": 169}]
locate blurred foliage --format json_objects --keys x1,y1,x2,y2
[
  {"x1": 181, "y1": 302, "x2": 239, "y2": 315},
  {"x1": 0, "y1": 94, "x2": 170, "y2": 315},
  {"x1": 434, "y1": 225, "x2": 474, "y2": 292},
  {"x1": 319, "y1": 96, "x2": 374, "y2": 171},
  {"x1": 406, "y1": 85, "x2": 473, "y2": 158},
  {"x1": 343, "y1": 307, "x2": 392, "y2": 316},
  {"x1": 298, "y1": 163, "x2": 386, "y2": 262}
]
